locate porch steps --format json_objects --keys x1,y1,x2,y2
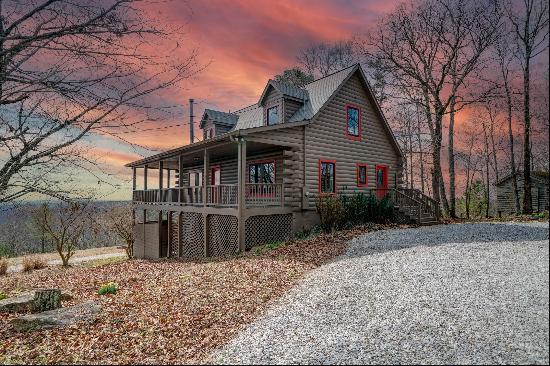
[{"x1": 393, "y1": 189, "x2": 440, "y2": 226}]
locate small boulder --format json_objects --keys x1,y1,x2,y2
[
  {"x1": 0, "y1": 289, "x2": 74, "y2": 313},
  {"x1": 11, "y1": 301, "x2": 101, "y2": 331}
]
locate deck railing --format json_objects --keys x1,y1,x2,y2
[
  {"x1": 245, "y1": 183, "x2": 284, "y2": 207},
  {"x1": 206, "y1": 184, "x2": 238, "y2": 207},
  {"x1": 133, "y1": 183, "x2": 285, "y2": 208},
  {"x1": 132, "y1": 187, "x2": 203, "y2": 205}
]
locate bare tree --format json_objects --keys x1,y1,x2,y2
[
  {"x1": 495, "y1": 30, "x2": 521, "y2": 214},
  {"x1": 506, "y1": 0, "x2": 549, "y2": 213},
  {"x1": 0, "y1": 0, "x2": 198, "y2": 203},
  {"x1": 297, "y1": 40, "x2": 357, "y2": 78},
  {"x1": 107, "y1": 205, "x2": 134, "y2": 259},
  {"x1": 459, "y1": 123, "x2": 481, "y2": 219},
  {"x1": 360, "y1": 0, "x2": 500, "y2": 217},
  {"x1": 35, "y1": 201, "x2": 90, "y2": 266}
]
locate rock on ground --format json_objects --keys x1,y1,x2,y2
[
  {"x1": 214, "y1": 222, "x2": 549, "y2": 365},
  {"x1": 0, "y1": 290, "x2": 73, "y2": 313},
  {"x1": 12, "y1": 301, "x2": 101, "y2": 331}
]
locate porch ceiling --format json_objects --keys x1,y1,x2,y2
[{"x1": 131, "y1": 139, "x2": 286, "y2": 170}]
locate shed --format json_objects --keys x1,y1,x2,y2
[{"x1": 495, "y1": 171, "x2": 549, "y2": 215}]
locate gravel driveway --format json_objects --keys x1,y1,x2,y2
[{"x1": 215, "y1": 222, "x2": 549, "y2": 365}]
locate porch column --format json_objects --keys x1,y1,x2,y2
[
  {"x1": 178, "y1": 155, "x2": 184, "y2": 203},
  {"x1": 167, "y1": 169, "x2": 170, "y2": 188},
  {"x1": 159, "y1": 161, "x2": 164, "y2": 189},
  {"x1": 144, "y1": 165, "x2": 148, "y2": 190},
  {"x1": 132, "y1": 168, "x2": 136, "y2": 191},
  {"x1": 158, "y1": 161, "x2": 163, "y2": 203},
  {"x1": 203, "y1": 148, "x2": 209, "y2": 207},
  {"x1": 203, "y1": 148, "x2": 210, "y2": 257},
  {"x1": 237, "y1": 138, "x2": 247, "y2": 252}
]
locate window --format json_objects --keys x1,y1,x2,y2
[
  {"x1": 267, "y1": 106, "x2": 279, "y2": 126},
  {"x1": 357, "y1": 163, "x2": 368, "y2": 187},
  {"x1": 346, "y1": 105, "x2": 361, "y2": 139},
  {"x1": 189, "y1": 171, "x2": 202, "y2": 186},
  {"x1": 208, "y1": 128, "x2": 214, "y2": 139},
  {"x1": 319, "y1": 160, "x2": 336, "y2": 193},
  {"x1": 248, "y1": 161, "x2": 275, "y2": 184}
]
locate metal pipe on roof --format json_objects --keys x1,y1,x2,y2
[{"x1": 189, "y1": 98, "x2": 194, "y2": 144}]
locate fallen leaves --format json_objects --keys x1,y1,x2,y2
[{"x1": 0, "y1": 225, "x2": 393, "y2": 364}]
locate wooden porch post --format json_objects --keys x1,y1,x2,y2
[
  {"x1": 132, "y1": 168, "x2": 136, "y2": 190},
  {"x1": 178, "y1": 155, "x2": 184, "y2": 203},
  {"x1": 203, "y1": 148, "x2": 210, "y2": 257},
  {"x1": 237, "y1": 138, "x2": 247, "y2": 252},
  {"x1": 159, "y1": 161, "x2": 163, "y2": 202},
  {"x1": 144, "y1": 165, "x2": 148, "y2": 190},
  {"x1": 203, "y1": 148, "x2": 209, "y2": 207}
]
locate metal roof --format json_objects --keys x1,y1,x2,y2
[
  {"x1": 232, "y1": 64, "x2": 358, "y2": 130},
  {"x1": 200, "y1": 109, "x2": 238, "y2": 128}
]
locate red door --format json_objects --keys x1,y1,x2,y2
[{"x1": 375, "y1": 165, "x2": 388, "y2": 198}]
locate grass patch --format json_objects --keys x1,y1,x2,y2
[
  {"x1": 82, "y1": 256, "x2": 127, "y2": 268},
  {"x1": 252, "y1": 241, "x2": 286, "y2": 256}
]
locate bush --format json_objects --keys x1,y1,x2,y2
[
  {"x1": 22, "y1": 256, "x2": 47, "y2": 272},
  {"x1": 316, "y1": 192, "x2": 395, "y2": 232},
  {"x1": 315, "y1": 194, "x2": 344, "y2": 232},
  {"x1": 0, "y1": 245, "x2": 11, "y2": 258},
  {"x1": 98, "y1": 281, "x2": 118, "y2": 295},
  {"x1": 0, "y1": 291, "x2": 7, "y2": 300},
  {"x1": 0, "y1": 258, "x2": 7, "y2": 276}
]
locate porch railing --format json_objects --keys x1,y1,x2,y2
[
  {"x1": 245, "y1": 183, "x2": 284, "y2": 207},
  {"x1": 206, "y1": 184, "x2": 238, "y2": 207},
  {"x1": 132, "y1": 187, "x2": 203, "y2": 205},
  {"x1": 133, "y1": 183, "x2": 285, "y2": 208}
]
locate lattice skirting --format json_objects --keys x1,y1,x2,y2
[
  {"x1": 208, "y1": 214, "x2": 238, "y2": 257},
  {"x1": 245, "y1": 214, "x2": 293, "y2": 250},
  {"x1": 168, "y1": 212, "x2": 179, "y2": 257},
  {"x1": 180, "y1": 213, "x2": 204, "y2": 258}
]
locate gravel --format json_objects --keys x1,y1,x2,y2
[{"x1": 214, "y1": 222, "x2": 549, "y2": 365}]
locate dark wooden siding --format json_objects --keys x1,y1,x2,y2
[
  {"x1": 304, "y1": 71, "x2": 401, "y2": 207},
  {"x1": 284, "y1": 99, "x2": 303, "y2": 123},
  {"x1": 497, "y1": 177, "x2": 549, "y2": 214}
]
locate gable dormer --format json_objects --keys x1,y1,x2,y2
[
  {"x1": 200, "y1": 109, "x2": 238, "y2": 139},
  {"x1": 258, "y1": 80, "x2": 308, "y2": 126}
]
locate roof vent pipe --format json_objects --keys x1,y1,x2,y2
[{"x1": 189, "y1": 98, "x2": 194, "y2": 144}]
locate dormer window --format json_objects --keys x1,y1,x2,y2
[{"x1": 267, "y1": 106, "x2": 279, "y2": 126}]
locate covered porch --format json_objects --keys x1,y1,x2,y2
[{"x1": 127, "y1": 135, "x2": 302, "y2": 259}]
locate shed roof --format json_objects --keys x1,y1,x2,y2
[{"x1": 495, "y1": 171, "x2": 549, "y2": 186}]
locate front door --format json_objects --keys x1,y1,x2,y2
[{"x1": 375, "y1": 165, "x2": 388, "y2": 198}]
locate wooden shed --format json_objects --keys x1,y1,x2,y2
[{"x1": 496, "y1": 171, "x2": 549, "y2": 215}]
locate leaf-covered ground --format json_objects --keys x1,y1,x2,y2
[{"x1": 0, "y1": 227, "x2": 391, "y2": 364}]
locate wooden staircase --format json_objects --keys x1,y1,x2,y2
[{"x1": 381, "y1": 188, "x2": 440, "y2": 225}]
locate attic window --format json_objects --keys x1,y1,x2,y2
[
  {"x1": 346, "y1": 105, "x2": 361, "y2": 140},
  {"x1": 267, "y1": 106, "x2": 279, "y2": 126}
]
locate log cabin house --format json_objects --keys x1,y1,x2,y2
[{"x1": 126, "y1": 64, "x2": 439, "y2": 259}]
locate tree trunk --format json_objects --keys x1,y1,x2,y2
[
  {"x1": 407, "y1": 118, "x2": 414, "y2": 190},
  {"x1": 433, "y1": 112, "x2": 450, "y2": 216},
  {"x1": 504, "y1": 82, "x2": 521, "y2": 214},
  {"x1": 448, "y1": 103, "x2": 457, "y2": 218},
  {"x1": 32, "y1": 289, "x2": 61, "y2": 313},
  {"x1": 416, "y1": 108, "x2": 425, "y2": 194},
  {"x1": 522, "y1": 48, "x2": 532, "y2": 214}
]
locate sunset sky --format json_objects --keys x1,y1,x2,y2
[
  {"x1": 87, "y1": 0, "x2": 400, "y2": 199},
  {"x1": 80, "y1": 0, "x2": 548, "y2": 201}
]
